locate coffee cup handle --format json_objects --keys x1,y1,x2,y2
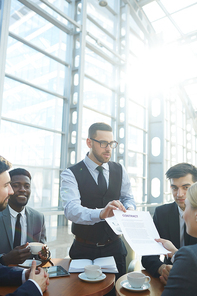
[
  {"x1": 145, "y1": 276, "x2": 151, "y2": 283},
  {"x1": 97, "y1": 269, "x2": 102, "y2": 276}
]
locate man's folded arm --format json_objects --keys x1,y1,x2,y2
[
  {"x1": 0, "y1": 265, "x2": 23, "y2": 286},
  {"x1": 6, "y1": 279, "x2": 42, "y2": 296}
]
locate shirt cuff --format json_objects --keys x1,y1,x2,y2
[
  {"x1": 91, "y1": 208, "x2": 103, "y2": 222},
  {"x1": 127, "y1": 206, "x2": 135, "y2": 210},
  {"x1": 22, "y1": 269, "x2": 26, "y2": 283},
  {"x1": 171, "y1": 253, "x2": 176, "y2": 264}
]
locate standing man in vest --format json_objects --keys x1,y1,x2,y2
[{"x1": 61, "y1": 122, "x2": 136, "y2": 280}]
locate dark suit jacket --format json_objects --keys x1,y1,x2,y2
[
  {"x1": 0, "y1": 265, "x2": 41, "y2": 295},
  {"x1": 162, "y1": 244, "x2": 197, "y2": 296},
  {"x1": 141, "y1": 202, "x2": 197, "y2": 277},
  {"x1": 0, "y1": 206, "x2": 46, "y2": 255}
]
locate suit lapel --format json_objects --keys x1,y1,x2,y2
[
  {"x1": 26, "y1": 207, "x2": 34, "y2": 242},
  {"x1": 184, "y1": 224, "x2": 189, "y2": 245},
  {"x1": 169, "y1": 202, "x2": 180, "y2": 248},
  {"x1": 2, "y1": 207, "x2": 13, "y2": 249}
]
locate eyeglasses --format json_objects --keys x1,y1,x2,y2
[{"x1": 90, "y1": 138, "x2": 118, "y2": 149}]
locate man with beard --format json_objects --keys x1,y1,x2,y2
[
  {"x1": 61, "y1": 122, "x2": 136, "y2": 283},
  {"x1": 0, "y1": 156, "x2": 49, "y2": 295},
  {"x1": 0, "y1": 168, "x2": 46, "y2": 266}
]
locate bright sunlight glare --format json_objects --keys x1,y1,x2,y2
[{"x1": 128, "y1": 42, "x2": 197, "y2": 96}]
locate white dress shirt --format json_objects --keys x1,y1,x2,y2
[{"x1": 60, "y1": 154, "x2": 136, "y2": 225}]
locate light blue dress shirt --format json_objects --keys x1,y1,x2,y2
[{"x1": 60, "y1": 154, "x2": 136, "y2": 225}]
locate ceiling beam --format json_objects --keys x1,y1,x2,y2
[{"x1": 137, "y1": 0, "x2": 155, "y2": 7}]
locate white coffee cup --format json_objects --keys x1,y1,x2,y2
[
  {"x1": 29, "y1": 242, "x2": 44, "y2": 255},
  {"x1": 127, "y1": 271, "x2": 150, "y2": 288},
  {"x1": 84, "y1": 265, "x2": 102, "y2": 279}
]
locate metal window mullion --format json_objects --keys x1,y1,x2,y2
[
  {"x1": 12, "y1": 164, "x2": 62, "y2": 170},
  {"x1": 87, "y1": 14, "x2": 116, "y2": 40},
  {"x1": 86, "y1": 40, "x2": 119, "y2": 65},
  {"x1": 87, "y1": 31, "x2": 125, "y2": 61},
  {"x1": 40, "y1": 0, "x2": 81, "y2": 29},
  {"x1": 143, "y1": 104, "x2": 147, "y2": 203},
  {"x1": 128, "y1": 148, "x2": 147, "y2": 156},
  {"x1": 130, "y1": 26, "x2": 145, "y2": 43},
  {"x1": 128, "y1": 122, "x2": 148, "y2": 132},
  {"x1": 106, "y1": 4, "x2": 117, "y2": 16},
  {"x1": 60, "y1": 0, "x2": 75, "y2": 172},
  {"x1": 0, "y1": 0, "x2": 11, "y2": 128},
  {"x1": 1, "y1": 116, "x2": 64, "y2": 134},
  {"x1": 117, "y1": 4, "x2": 130, "y2": 168},
  {"x1": 5, "y1": 73, "x2": 68, "y2": 100},
  {"x1": 123, "y1": 0, "x2": 155, "y2": 39},
  {"x1": 85, "y1": 73, "x2": 116, "y2": 92},
  {"x1": 83, "y1": 104, "x2": 116, "y2": 120},
  {"x1": 9, "y1": 31, "x2": 70, "y2": 67},
  {"x1": 18, "y1": 0, "x2": 72, "y2": 35},
  {"x1": 67, "y1": 0, "x2": 87, "y2": 165},
  {"x1": 147, "y1": 95, "x2": 165, "y2": 215},
  {"x1": 129, "y1": 98, "x2": 147, "y2": 109},
  {"x1": 75, "y1": 0, "x2": 87, "y2": 162},
  {"x1": 157, "y1": 1, "x2": 184, "y2": 37}
]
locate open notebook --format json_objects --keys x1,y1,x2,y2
[{"x1": 69, "y1": 256, "x2": 118, "y2": 273}]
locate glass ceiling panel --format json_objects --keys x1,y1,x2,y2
[
  {"x1": 142, "y1": 2, "x2": 166, "y2": 22},
  {"x1": 171, "y1": 4, "x2": 197, "y2": 35},
  {"x1": 160, "y1": 0, "x2": 197, "y2": 14},
  {"x1": 140, "y1": 0, "x2": 197, "y2": 113},
  {"x1": 151, "y1": 17, "x2": 181, "y2": 43}
]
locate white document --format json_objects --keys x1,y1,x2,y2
[
  {"x1": 105, "y1": 216, "x2": 122, "y2": 235},
  {"x1": 113, "y1": 210, "x2": 168, "y2": 256}
]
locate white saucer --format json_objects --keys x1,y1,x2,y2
[
  {"x1": 18, "y1": 259, "x2": 42, "y2": 268},
  {"x1": 78, "y1": 272, "x2": 106, "y2": 282},
  {"x1": 120, "y1": 280, "x2": 150, "y2": 292}
]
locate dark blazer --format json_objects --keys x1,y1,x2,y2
[
  {"x1": 141, "y1": 202, "x2": 197, "y2": 277},
  {"x1": 162, "y1": 244, "x2": 197, "y2": 296},
  {"x1": 0, "y1": 265, "x2": 41, "y2": 295},
  {"x1": 0, "y1": 206, "x2": 46, "y2": 255}
]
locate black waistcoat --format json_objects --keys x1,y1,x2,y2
[{"x1": 69, "y1": 160, "x2": 122, "y2": 243}]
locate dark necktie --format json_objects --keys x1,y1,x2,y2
[
  {"x1": 96, "y1": 166, "x2": 107, "y2": 195},
  {"x1": 13, "y1": 213, "x2": 21, "y2": 248}
]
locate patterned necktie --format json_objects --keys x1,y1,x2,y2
[
  {"x1": 96, "y1": 166, "x2": 107, "y2": 195},
  {"x1": 13, "y1": 213, "x2": 21, "y2": 248}
]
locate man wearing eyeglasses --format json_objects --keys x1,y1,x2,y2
[{"x1": 61, "y1": 122, "x2": 136, "y2": 284}]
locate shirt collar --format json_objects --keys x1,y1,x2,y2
[
  {"x1": 8, "y1": 205, "x2": 26, "y2": 218},
  {"x1": 84, "y1": 153, "x2": 109, "y2": 171}
]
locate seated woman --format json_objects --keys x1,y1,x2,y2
[{"x1": 156, "y1": 182, "x2": 197, "y2": 296}]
